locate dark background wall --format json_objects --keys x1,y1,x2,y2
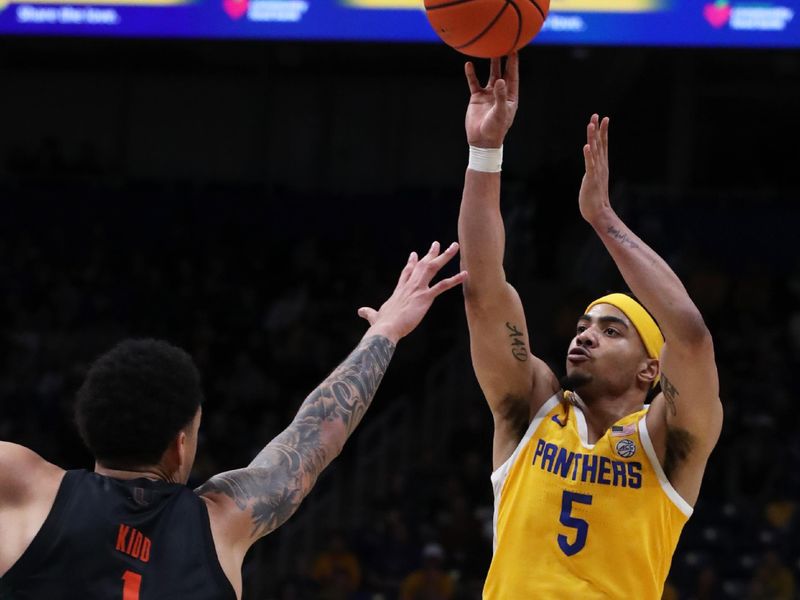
[{"x1": 1, "y1": 36, "x2": 798, "y2": 599}]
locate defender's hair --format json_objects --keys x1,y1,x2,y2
[{"x1": 75, "y1": 338, "x2": 203, "y2": 468}]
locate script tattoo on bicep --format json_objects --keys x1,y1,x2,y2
[
  {"x1": 661, "y1": 375, "x2": 679, "y2": 417},
  {"x1": 506, "y1": 322, "x2": 528, "y2": 362},
  {"x1": 196, "y1": 335, "x2": 395, "y2": 539},
  {"x1": 607, "y1": 225, "x2": 639, "y2": 249}
]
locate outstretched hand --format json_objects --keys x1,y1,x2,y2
[
  {"x1": 579, "y1": 114, "x2": 613, "y2": 224},
  {"x1": 464, "y1": 53, "x2": 519, "y2": 149},
  {"x1": 358, "y1": 242, "x2": 467, "y2": 343}
]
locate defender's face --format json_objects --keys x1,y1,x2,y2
[{"x1": 566, "y1": 304, "x2": 649, "y2": 392}]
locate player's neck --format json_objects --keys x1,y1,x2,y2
[
  {"x1": 94, "y1": 462, "x2": 179, "y2": 484},
  {"x1": 571, "y1": 389, "x2": 645, "y2": 443}
]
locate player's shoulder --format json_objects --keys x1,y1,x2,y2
[
  {"x1": 0, "y1": 441, "x2": 60, "y2": 468},
  {"x1": 0, "y1": 442, "x2": 65, "y2": 505}
]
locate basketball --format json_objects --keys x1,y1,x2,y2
[{"x1": 424, "y1": 0, "x2": 550, "y2": 58}]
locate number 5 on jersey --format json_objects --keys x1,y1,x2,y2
[{"x1": 558, "y1": 491, "x2": 592, "y2": 556}]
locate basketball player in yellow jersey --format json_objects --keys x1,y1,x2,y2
[{"x1": 458, "y1": 53, "x2": 722, "y2": 599}]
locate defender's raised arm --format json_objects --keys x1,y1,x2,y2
[{"x1": 196, "y1": 242, "x2": 466, "y2": 593}]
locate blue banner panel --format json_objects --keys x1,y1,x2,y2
[{"x1": 0, "y1": 0, "x2": 797, "y2": 47}]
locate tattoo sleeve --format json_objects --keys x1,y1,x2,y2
[{"x1": 196, "y1": 335, "x2": 395, "y2": 539}]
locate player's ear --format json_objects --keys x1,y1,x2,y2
[
  {"x1": 162, "y1": 430, "x2": 187, "y2": 473},
  {"x1": 637, "y1": 358, "x2": 659, "y2": 387},
  {"x1": 175, "y1": 430, "x2": 188, "y2": 468}
]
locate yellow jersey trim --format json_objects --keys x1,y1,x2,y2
[
  {"x1": 490, "y1": 393, "x2": 560, "y2": 551},
  {"x1": 638, "y1": 414, "x2": 694, "y2": 517}
]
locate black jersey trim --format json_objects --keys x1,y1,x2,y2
[{"x1": 0, "y1": 469, "x2": 82, "y2": 587}]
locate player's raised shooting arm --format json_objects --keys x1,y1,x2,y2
[
  {"x1": 196, "y1": 243, "x2": 466, "y2": 551},
  {"x1": 579, "y1": 115, "x2": 722, "y2": 463},
  {"x1": 459, "y1": 172, "x2": 557, "y2": 411},
  {"x1": 459, "y1": 54, "x2": 559, "y2": 459}
]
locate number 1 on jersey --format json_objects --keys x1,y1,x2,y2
[
  {"x1": 558, "y1": 491, "x2": 592, "y2": 556},
  {"x1": 122, "y1": 570, "x2": 142, "y2": 600}
]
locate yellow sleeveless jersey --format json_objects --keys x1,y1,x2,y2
[{"x1": 484, "y1": 393, "x2": 692, "y2": 599}]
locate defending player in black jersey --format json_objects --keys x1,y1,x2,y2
[{"x1": 0, "y1": 241, "x2": 466, "y2": 600}]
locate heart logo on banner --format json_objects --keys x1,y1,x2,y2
[
  {"x1": 223, "y1": 0, "x2": 248, "y2": 20},
  {"x1": 703, "y1": 1, "x2": 732, "y2": 28}
]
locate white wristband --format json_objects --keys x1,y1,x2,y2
[{"x1": 468, "y1": 145, "x2": 503, "y2": 173}]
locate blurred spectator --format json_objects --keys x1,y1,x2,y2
[
  {"x1": 662, "y1": 579, "x2": 679, "y2": 600},
  {"x1": 747, "y1": 550, "x2": 795, "y2": 600},
  {"x1": 400, "y1": 543, "x2": 454, "y2": 600},
  {"x1": 312, "y1": 531, "x2": 362, "y2": 598},
  {"x1": 686, "y1": 565, "x2": 722, "y2": 600},
  {"x1": 364, "y1": 509, "x2": 418, "y2": 598}
]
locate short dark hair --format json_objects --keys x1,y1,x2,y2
[{"x1": 75, "y1": 339, "x2": 204, "y2": 468}]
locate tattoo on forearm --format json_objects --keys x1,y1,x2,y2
[
  {"x1": 607, "y1": 225, "x2": 639, "y2": 249},
  {"x1": 506, "y1": 322, "x2": 529, "y2": 362},
  {"x1": 661, "y1": 375, "x2": 679, "y2": 417},
  {"x1": 196, "y1": 335, "x2": 395, "y2": 538}
]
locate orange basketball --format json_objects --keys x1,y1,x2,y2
[{"x1": 424, "y1": 0, "x2": 549, "y2": 58}]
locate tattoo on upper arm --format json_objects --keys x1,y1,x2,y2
[
  {"x1": 607, "y1": 225, "x2": 639, "y2": 249},
  {"x1": 506, "y1": 322, "x2": 528, "y2": 362},
  {"x1": 196, "y1": 335, "x2": 395, "y2": 539},
  {"x1": 661, "y1": 375, "x2": 679, "y2": 417}
]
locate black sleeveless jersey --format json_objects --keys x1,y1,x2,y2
[{"x1": 0, "y1": 469, "x2": 237, "y2": 600}]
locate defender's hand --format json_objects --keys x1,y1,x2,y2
[
  {"x1": 358, "y1": 242, "x2": 467, "y2": 343},
  {"x1": 464, "y1": 53, "x2": 519, "y2": 149},
  {"x1": 579, "y1": 114, "x2": 613, "y2": 225}
]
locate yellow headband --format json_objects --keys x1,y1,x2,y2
[{"x1": 585, "y1": 294, "x2": 664, "y2": 382}]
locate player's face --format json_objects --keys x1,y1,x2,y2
[{"x1": 565, "y1": 304, "x2": 649, "y2": 394}]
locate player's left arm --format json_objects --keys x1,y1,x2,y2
[
  {"x1": 0, "y1": 443, "x2": 65, "y2": 574},
  {"x1": 579, "y1": 114, "x2": 722, "y2": 504},
  {"x1": 0, "y1": 442, "x2": 64, "y2": 508},
  {"x1": 195, "y1": 243, "x2": 466, "y2": 557}
]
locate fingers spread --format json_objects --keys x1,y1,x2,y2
[
  {"x1": 429, "y1": 241, "x2": 460, "y2": 271},
  {"x1": 600, "y1": 116, "x2": 610, "y2": 152},
  {"x1": 430, "y1": 270, "x2": 468, "y2": 297},
  {"x1": 410, "y1": 241, "x2": 460, "y2": 287},
  {"x1": 489, "y1": 58, "x2": 501, "y2": 86},
  {"x1": 494, "y1": 79, "x2": 508, "y2": 120},
  {"x1": 583, "y1": 144, "x2": 594, "y2": 172},
  {"x1": 397, "y1": 251, "x2": 419, "y2": 287},
  {"x1": 505, "y1": 52, "x2": 519, "y2": 100},
  {"x1": 407, "y1": 241, "x2": 440, "y2": 285},
  {"x1": 358, "y1": 307, "x2": 378, "y2": 324},
  {"x1": 465, "y1": 62, "x2": 480, "y2": 94},
  {"x1": 494, "y1": 78, "x2": 508, "y2": 104},
  {"x1": 425, "y1": 240, "x2": 441, "y2": 259},
  {"x1": 588, "y1": 122, "x2": 599, "y2": 157}
]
